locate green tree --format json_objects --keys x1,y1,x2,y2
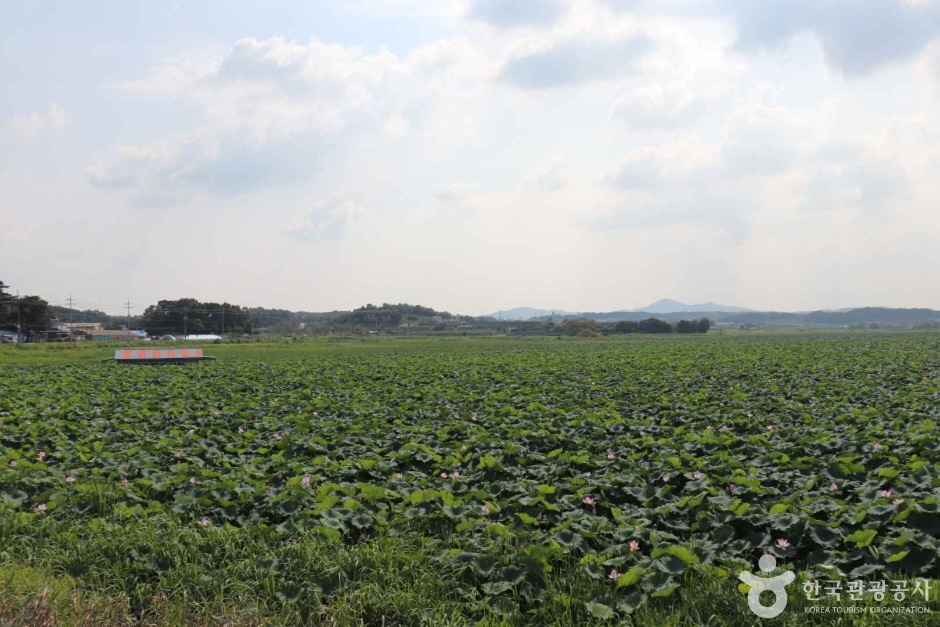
[
  {"x1": 676, "y1": 319, "x2": 696, "y2": 334},
  {"x1": 613, "y1": 320, "x2": 638, "y2": 334},
  {"x1": 637, "y1": 318, "x2": 673, "y2": 334},
  {"x1": 561, "y1": 318, "x2": 599, "y2": 336},
  {"x1": 140, "y1": 299, "x2": 251, "y2": 336},
  {"x1": 0, "y1": 280, "x2": 10, "y2": 328},
  {"x1": 18, "y1": 295, "x2": 51, "y2": 337}
]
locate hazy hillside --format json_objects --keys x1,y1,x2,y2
[{"x1": 628, "y1": 299, "x2": 753, "y2": 313}]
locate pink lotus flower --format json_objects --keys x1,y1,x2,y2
[
  {"x1": 884, "y1": 430, "x2": 890, "y2": 436},
  {"x1": 727, "y1": 483, "x2": 735, "y2": 491},
  {"x1": 608, "y1": 569, "x2": 620, "y2": 580},
  {"x1": 189, "y1": 476, "x2": 196, "y2": 485},
  {"x1": 584, "y1": 472, "x2": 592, "y2": 477},
  {"x1": 693, "y1": 472, "x2": 704, "y2": 480},
  {"x1": 187, "y1": 429, "x2": 194, "y2": 436},
  {"x1": 37, "y1": 451, "x2": 45, "y2": 462},
  {"x1": 663, "y1": 476, "x2": 670, "y2": 483},
  {"x1": 461, "y1": 445, "x2": 468, "y2": 451},
  {"x1": 776, "y1": 538, "x2": 790, "y2": 549},
  {"x1": 238, "y1": 427, "x2": 244, "y2": 433},
  {"x1": 274, "y1": 432, "x2": 282, "y2": 441},
  {"x1": 198, "y1": 518, "x2": 210, "y2": 527},
  {"x1": 874, "y1": 443, "x2": 882, "y2": 450},
  {"x1": 395, "y1": 473, "x2": 404, "y2": 479},
  {"x1": 8, "y1": 461, "x2": 16, "y2": 468},
  {"x1": 582, "y1": 496, "x2": 596, "y2": 506},
  {"x1": 747, "y1": 413, "x2": 753, "y2": 418},
  {"x1": 440, "y1": 473, "x2": 448, "y2": 479},
  {"x1": 301, "y1": 476, "x2": 311, "y2": 488},
  {"x1": 471, "y1": 417, "x2": 477, "y2": 422},
  {"x1": 607, "y1": 453, "x2": 615, "y2": 460},
  {"x1": 878, "y1": 490, "x2": 892, "y2": 498},
  {"x1": 35, "y1": 503, "x2": 47, "y2": 513},
  {"x1": 720, "y1": 425, "x2": 729, "y2": 432},
  {"x1": 629, "y1": 540, "x2": 640, "y2": 552},
  {"x1": 453, "y1": 471, "x2": 461, "y2": 478},
  {"x1": 175, "y1": 451, "x2": 182, "y2": 459},
  {"x1": 480, "y1": 504, "x2": 490, "y2": 515},
  {"x1": 65, "y1": 476, "x2": 75, "y2": 484},
  {"x1": 892, "y1": 499, "x2": 905, "y2": 506},
  {"x1": 213, "y1": 411, "x2": 220, "y2": 417},
  {"x1": 830, "y1": 483, "x2": 838, "y2": 491}
]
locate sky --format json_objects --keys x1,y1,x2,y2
[{"x1": 3, "y1": 0, "x2": 940, "y2": 316}]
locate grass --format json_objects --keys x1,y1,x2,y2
[{"x1": 2, "y1": 518, "x2": 938, "y2": 625}]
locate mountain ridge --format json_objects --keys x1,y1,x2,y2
[{"x1": 486, "y1": 299, "x2": 751, "y2": 320}]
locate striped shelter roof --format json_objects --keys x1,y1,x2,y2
[{"x1": 113, "y1": 348, "x2": 204, "y2": 361}]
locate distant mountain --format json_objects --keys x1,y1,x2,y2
[
  {"x1": 485, "y1": 307, "x2": 578, "y2": 320},
  {"x1": 630, "y1": 299, "x2": 753, "y2": 314}
]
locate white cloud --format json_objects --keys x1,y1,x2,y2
[
  {"x1": 286, "y1": 196, "x2": 364, "y2": 241},
  {"x1": 600, "y1": 0, "x2": 940, "y2": 76},
  {"x1": 434, "y1": 182, "x2": 474, "y2": 205},
  {"x1": 611, "y1": 17, "x2": 743, "y2": 128},
  {"x1": 524, "y1": 156, "x2": 567, "y2": 193},
  {"x1": 603, "y1": 143, "x2": 719, "y2": 189},
  {"x1": 8, "y1": 103, "x2": 68, "y2": 136},
  {"x1": 466, "y1": 0, "x2": 568, "y2": 29},
  {"x1": 719, "y1": 105, "x2": 805, "y2": 177},
  {"x1": 493, "y1": 7, "x2": 660, "y2": 89},
  {"x1": 711, "y1": 0, "x2": 940, "y2": 76},
  {"x1": 93, "y1": 38, "x2": 416, "y2": 198},
  {"x1": 611, "y1": 83, "x2": 702, "y2": 128}
]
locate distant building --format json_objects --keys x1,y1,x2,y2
[
  {"x1": 184, "y1": 334, "x2": 222, "y2": 341},
  {"x1": 65, "y1": 322, "x2": 104, "y2": 332},
  {"x1": 92, "y1": 329, "x2": 147, "y2": 341}
]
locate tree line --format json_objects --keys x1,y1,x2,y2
[
  {"x1": 0, "y1": 280, "x2": 51, "y2": 338},
  {"x1": 333, "y1": 303, "x2": 475, "y2": 328},
  {"x1": 560, "y1": 317, "x2": 711, "y2": 337},
  {"x1": 139, "y1": 299, "x2": 253, "y2": 336}
]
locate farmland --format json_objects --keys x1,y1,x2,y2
[{"x1": 2, "y1": 333, "x2": 940, "y2": 625}]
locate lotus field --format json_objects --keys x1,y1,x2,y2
[{"x1": 2, "y1": 334, "x2": 940, "y2": 624}]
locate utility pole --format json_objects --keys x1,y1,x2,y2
[
  {"x1": 67, "y1": 294, "x2": 75, "y2": 340},
  {"x1": 125, "y1": 300, "x2": 132, "y2": 330},
  {"x1": 183, "y1": 305, "x2": 188, "y2": 338},
  {"x1": 220, "y1": 305, "x2": 225, "y2": 336},
  {"x1": 15, "y1": 290, "x2": 21, "y2": 345}
]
